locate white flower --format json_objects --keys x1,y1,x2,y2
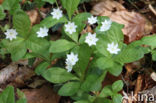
[
  {"x1": 65, "y1": 52, "x2": 79, "y2": 72},
  {"x1": 37, "y1": 27, "x2": 49, "y2": 38},
  {"x1": 107, "y1": 42, "x2": 120, "y2": 54},
  {"x1": 64, "y1": 22, "x2": 77, "y2": 34},
  {"x1": 85, "y1": 33, "x2": 99, "y2": 46},
  {"x1": 51, "y1": 8, "x2": 63, "y2": 20},
  {"x1": 4, "y1": 29, "x2": 18, "y2": 41},
  {"x1": 66, "y1": 52, "x2": 79, "y2": 65},
  {"x1": 88, "y1": 16, "x2": 97, "y2": 25},
  {"x1": 100, "y1": 19, "x2": 112, "y2": 32},
  {"x1": 65, "y1": 61, "x2": 73, "y2": 72}
]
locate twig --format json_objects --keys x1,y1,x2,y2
[
  {"x1": 83, "y1": 3, "x2": 87, "y2": 12},
  {"x1": 128, "y1": 0, "x2": 139, "y2": 10},
  {"x1": 149, "y1": 4, "x2": 156, "y2": 16}
]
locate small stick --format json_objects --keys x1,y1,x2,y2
[{"x1": 149, "y1": 4, "x2": 156, "y2": 16}]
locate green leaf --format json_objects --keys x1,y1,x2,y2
[
  {"x1": 35, "y1": 61, "x2": 50, "y2": 75},
  {"x1": 72, "y1": 13, "x2": 91, "y2": 33},
  {"x1": 34, "y1": 0, "x2": 45, "y2": 8},
  {"x1": 58, "y1": 81, "x2": 80, "y2": 96},
  {"x1": 95, "y1": 16, "x2": 124, "y2": 38},
  {"x1": 23, "y1": 53, "x2": 36, "y2": 59},
  {"x1": 0, "y1": 6, "x2": 6, "y2": 20},
  {"x1": 0, "y1": 86, "x2": 15, "y2": 103},
  {"x1": 16, "y1": 89, "x2": 27, "y2": 103},
  {"x1": 51, "y1": 52, "x2": 67, "y2": 61},
  {"x1": 93, "y1": 98, "x2": 112, "y2": 103},
  {"x1": 114, "y1": 44, "x2": 145, "y2": 64},
  {"x1": 1, "y1": 38, "x2": 27, "y2": 61},
  {"x1": 76, "y1": 44, "x2": 91, "y2": 75},
  {"x1": 81, "y1": 69, "x2": 101, "y2": 92},
  {"x1": 61, "y1": 0, "x2": 80, "y2": 19},
  {"x1": 26, "y1": 36, "x2": 50, "y2": 61},
  {"x1": 141, "y1": 34, "x2": 156, "y2": 48},
  {"x1": 96, "y1": 21, "x2": 124, "y2": 57},
  {"x1": 96, "y1": 37, "x2": 111, "y2": 57},
  {"x1": 96, "y1": 57, "x2": 114, "y2": 70},
  {"x1": 74, "y1": 100, "x2": 89, "y2": 103},
  {"x1": 90, "y1": 71, "x2": 107, "y2": 91},
  {"x1": 105, "y1": 22, "x2": 124, "y2": 43},
  {"x1": 99, "y1": 85, "x2": 113, "y2": 98},
  {"x1": 112, "y1": 80, "x2": 123, "y2": 93},
  {"x1": 2, "y1": 0, "x2": 19, "y2": 11},
  {"x1": 26, "y1": 37, "x2": 50, "y2": 53},
  {"x1": 17, "y1": 89, "x2": 26, "y2": 99},
  {"x1": 81, "y1": 68, "x2": 106, "y2": 92},
  {"x1": 152, "y1": 50, "x2": 156, "y2": 61},
  {"x1": 11, "y1": 43, "x2": 27, "y2": 61},
  {"x1": 49, "y1": 39, "x2": 76, "y2": 53},
  {"x1": 79, "y1": 33, "x2": 87, "y2": 44},
  {"x1": 108, "y1": 63, "x2": 123, "y2": 76},
  {"x1": 9, "y1": 1, "x2": 21, "y2": 15},
  {"x1": 13, "y1": 10, "x2": 31, "y2": 38},
  {"x1": 42, "y1": 67, "x2": 79, "y2": 83},
  {"x1": 112, "y1": 94, "x2": 122, "y2": 103},
  {"x1": 42, "y1": 0, "x2": 55, "y2": 4},
  {"x1": 38, "y1": 16, "x2": 68, "y2": 29}
]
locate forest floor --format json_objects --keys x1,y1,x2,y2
[{"x1": 0, "y1": 0, "x2": 156, "y2": 103}]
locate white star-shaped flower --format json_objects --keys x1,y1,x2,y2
[
  {"x1": 85, "y1": 33, "x2": 99, "y2": 46},
  {"x1": 36, "y1": 27, "x2": 49, "y2": 38},
  {"x1": 100, "y1": 19, "x2": 112, "y2": 32},
  {"x1": 64, "y1": 22, "x2": 77, "y2": 34},
  {"x1": 66, "y1": 52, "x2": 79, "y2": 65},
  {"x1": 4, "y1": 29, "x2": 18, "y2": 41},
  {"x1": 88, "y1": 16, "x2": 98, "y2": 25},
  {"x1": 51, "y1": 8, "x2": 63, "y2": 20},
  {"x1": 65, "y1": 52, "x2": 79, "y2": 72},
  {"x1": 107, "y1": 42, "x2": 120, "y2": 54}
]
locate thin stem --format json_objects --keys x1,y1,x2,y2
[
  {"x1": 83, "y1": 3, "x2": 87, "y2": 12},
  {"x1": 75, "y1": 9, "x2": 79, "y2": 14},
  {"x1": 128, "y1": 0, "x2": 139, "y2": 10},
  {"x1": 55, "y1": 0, "x2": 59, "y2": 8},
  {"x1": 8, "y1": 15, "x2": 11, "y2": 26}
]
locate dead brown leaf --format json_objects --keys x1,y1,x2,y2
[
  {"x1": 27, "y1": 10, "x2": 40, "y2": 26},
  {"x1": 22, "y1": 84, "x2": 60, "y2": 103},
  {"x1": 0, "y1": 60, "x2": 35, "y2": 88},
  {"x1": 81, "y1": 25, "x2": 93, "y2": 34},
  {"x1": 0, "y1": 0, "x2": 3, "y2": 4},
  {"x1": 91, "y1": 0, "x2": 152, "y2": 43},
  {"x1": 28, "y1": 78, "x2": 46, "y2": 89}
]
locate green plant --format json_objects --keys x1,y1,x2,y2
[
  {"x1": 0, "y1": 0, "x2": 155, "y2": 103},
  {"x1": 0, "y1": 86, "x2": 27, "y2": 103}
]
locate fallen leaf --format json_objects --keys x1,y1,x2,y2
[
  {"x1": 81, "y1": 25, "x2": 93, "y2": 34},
  {"x1": 0, "y1": 60, "x2": 35, "y2": 87},
  {"x1": 27, "y1": 10, "x2": 40, "y2": 25},
  {"x1": 22, "y1": 85, "x2": 60, "y2": 103},
  {"x1": 0, "y1": 0, "x2": 3, "y2": 4},
  {"x1": 91, "y1": 0, "x2": 152, "y2": 43},
  {"x1": 28, "y1": 78, "x2": 46, "y2": 89},
  {"x1": 0, "y1": 62, "x2": 18, "y2": 85}
]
